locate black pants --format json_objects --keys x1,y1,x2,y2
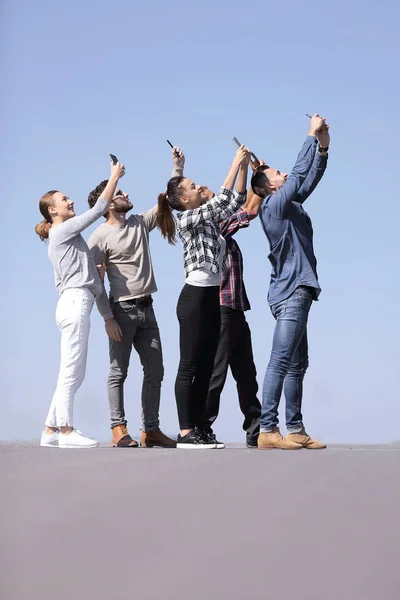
[
  {"x1": 203, "y1": 306, "x2": 261, "y2": 440},
  {"x1": 175, "y1": 284, "x2": 221, "y2": 430}
]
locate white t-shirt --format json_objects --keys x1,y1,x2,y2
[{"x1": 185, "y1": 235, "x2": 226, "y2": 287}]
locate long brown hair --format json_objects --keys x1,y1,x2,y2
[
  {"x1": 157, "y1": 176, "x2": 185, "y2": 245},
  {"x1": 34, "y1": 190, "x2": 58, "y2": 241}
]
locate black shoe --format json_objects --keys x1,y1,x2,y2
[
  {"x1": 177, "y1": 430, "x2": 216, "y2": 449},
  {"x1": 246, "y1": 436, "x2": 258, "y2": 448},
  {"x1": 199, "y1": 428, "x2": 225, "y2": 449}
]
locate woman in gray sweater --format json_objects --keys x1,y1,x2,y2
[{"x1": 35, "y1": 160, "x2": 125, "y2": 448}]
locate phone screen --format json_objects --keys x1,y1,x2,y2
[{"x1": 110, "y1": 154, "x2": 118, "y2": 165}]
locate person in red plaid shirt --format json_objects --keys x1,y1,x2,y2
[{"x1": 171, "y1": 147, "x2": 264, "y2": 448}]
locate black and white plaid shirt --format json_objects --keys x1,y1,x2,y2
[{"x1": 176, "y1": 188, "x2": 246, "y2": 275}]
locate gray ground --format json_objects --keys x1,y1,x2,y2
[{"x1": 1, "y1": 443, "x2": 400, "y2": 600}]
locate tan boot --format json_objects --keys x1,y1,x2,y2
[
  {"x1": 286, "y1": 428, "x2": 326, "y2": 449},
  {"x1": 258, "y1": 427, "x2": 303, "y2": 450},
  {"x1": 111, "y1": 425, "x2": 138, "y2": 448},
  {"x1": 140, "y1": 428, "x2": 176, "y2": 448}
]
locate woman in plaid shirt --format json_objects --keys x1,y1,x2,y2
[{"x1": 157, "y1": 146, "x2": 250, "y2": 448}]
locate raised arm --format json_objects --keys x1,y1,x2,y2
[
  {"x1": 262, "y1": 114, "x2": 324, "y2": 219},
  {"x1": 294, "y1": 124, "x2": 329, "y2": 203},
  {"x1": 140, "y1": 205, "x2": 158, "y2": 231},
  {"x1": 177, "y1": 146, "x2": 249, "y2": 232},
  {"x1": 171, "y1": 146, "x2": 185, "y2": 178},
  {"x1": 219, "y1": 188, "x2": 264, "y2": 239},
  {"x1": 53, "y1": 162, "x2": 125, "y2": 242},
  {"x1": 177, "y1": 187, "x2": 247, "y2": 233}
]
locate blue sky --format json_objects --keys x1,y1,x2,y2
[{"x1": 2, "y1": 0, "x2": 400, "y2": 443}]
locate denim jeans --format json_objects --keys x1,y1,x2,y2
[
  {"x1": 261, "y1": 286, "x2": 313, "y2": 433},
  {"x1": 107, "y1": 301, "x2": 164, "y2": 432},
  {"x1": 46, "y1": 288, "x2": 95, "y2": 427}
]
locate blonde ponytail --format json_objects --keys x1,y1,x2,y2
[
  {"x1": 34, "y1": 220, "x2": 51, "y2": 241},
  {"x1": 35, "y1": 190, "x2": 58, "y2": 241}
]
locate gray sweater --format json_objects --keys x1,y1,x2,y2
[
  {"x1": 48, "y1": 197, "x2": 109, "y2": 298},
  {"x1": 88, "y1": 206, "x2": 158, "y2": 320}
]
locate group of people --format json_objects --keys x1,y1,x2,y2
[{"x1": 35, "y1": 113, "x2": 329, "y2": 450}]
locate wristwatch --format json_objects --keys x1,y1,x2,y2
[{"x1": 318, "y1": 145, "x2": 329, "y2": 153}]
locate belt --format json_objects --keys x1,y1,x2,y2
[{"x1": 118, "y1": 295, "x2": 153, "y2": 308}]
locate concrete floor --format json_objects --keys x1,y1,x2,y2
[{"x1": 1, "y1": 444, "x2": 399, "y2": 600}]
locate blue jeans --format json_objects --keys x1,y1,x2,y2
[{"x1": 261, "y1": 286, "x2": 313, "y2": 433}]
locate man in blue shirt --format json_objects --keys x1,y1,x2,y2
[{"x1": 251, "y1": 114, "x2": 329, "y2": 450}]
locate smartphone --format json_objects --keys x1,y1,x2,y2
[
  {"x1": 167, "y1": 140, "x2": 180, "y2": 157},
  {"x1": 232, "y1": 136, "x2": 241, "y2": 148},
  {"x1": 232, "y1": 137, "x2": 259, "y2": 164},
  {"x1": 110, "y1": 153, "x2": 118, "y2": 165}
]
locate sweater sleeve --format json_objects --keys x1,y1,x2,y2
[
  {"x1": 88, "y1": 229, "x2": 114, "y2": 321},
  {"x1": 177, "y1": 188, "x2": 246, "y2": 233},
  {"x1": 51, "y1": 198, "x2": 110, "y2": 243},
  {"x1": 260, "y1": 137, "x2": 317, "y2": 219}
]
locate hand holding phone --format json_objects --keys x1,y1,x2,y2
[
  {"x1": 232, "y1": 137, "x2": 259, "y2": 168},
  {"x1": 167, "y1": 140, "x2": 180, "y2": 158}
]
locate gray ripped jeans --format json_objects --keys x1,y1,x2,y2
[{"x1": 107, "y1": 298, "x2": 164, "y2": 432}]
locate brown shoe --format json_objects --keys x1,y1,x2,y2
[
  {"x1": 111, "y1": 425, "x2": 139, "y2": 448},
  {"x1": 140, "y1": 428, "x2": 176, "y2": 448},
  {"x1": 258, "y1": 427, "x2": 303, "y2": 450},
  {"x1": 286, "y1": 428, "x2": 326, "y2": 449}
]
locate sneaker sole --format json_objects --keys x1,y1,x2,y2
[
  {"x1": 176, "y1": 443, "x2": 217, "y2": 449},
  {"x1": 58, "y1": 443, "x2": 99, "y2": 449},
  {"x1": 40, "y1": 442, "x2": 59, "y2": 448},
  {"x1": 215, "y1": 444, "x2": 225, "y2": 449}
]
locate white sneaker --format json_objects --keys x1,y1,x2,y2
[
  {"x1": 58, "y1": 429, "x2": 98, "y2": 449},
  {"x1": 40, "y1": 430, "x2": 59, "y2": 447}
]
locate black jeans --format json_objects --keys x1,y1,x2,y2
[
  {"x1": 175, "y1": 284, "x2": 221, "y2": 430},
  {"x1": 203, "y1": 306, "x2": 261, "y2": 440}
]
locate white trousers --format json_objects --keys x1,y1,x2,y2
[{"x1": 45, "y1": 288, "x2": 94, "y2": 427}]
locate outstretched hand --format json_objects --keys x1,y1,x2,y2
[
  {"x1": 308, "y1": 113, "x2": 326, "y2": 136},
  {"x1": 110, "y1": 161, "x2": 125, "y2": 181},
  {"x1": 317, "y1": 122, "x2": 330, "y2": 148},
  {"x1": 172, "y1": 146, "x2": 185, "y2": 170},
  {"x1": 234, "y1": 144, "x2": 251, "y2": 166},
  {"x1": 251, "y1": 158, "x2": 266, "y2": 172}
]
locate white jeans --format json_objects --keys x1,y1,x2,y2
[{"x1": 46, "y1": 288, "x2": 94, "y2": 427}]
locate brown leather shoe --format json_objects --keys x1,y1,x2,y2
[
  {"x1": 258, "y1": 427, "x2": 303, "y2": 450},
  {"x1": 111, "y1": 425, "x2": 138, "y2": 448},
  {"x1": 286, "y1": 428, "x2": 326, "y2": 449},
  {"x1": 140, "y1": 428, "x2": 176, "y2": 448}
]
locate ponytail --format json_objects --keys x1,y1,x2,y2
[
  {"x1": 157, "y1": 193, "x2": 176, "y2": 244},
  {"x1": 157, "y1": 176, "x2": 185, "y2": 245},
  {"x1": 35, "y1": 190, "x2": 58, "y2": 241},
  {"x1": 35, "y1": 220, "x2": 51, "y2": 241}
]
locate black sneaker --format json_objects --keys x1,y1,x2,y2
[
  {"x1": 200, "y1": 428, "x2": 225, "y2": 449},
  {"x1": 176, "y1": 430, "x2": 216, "y2": 449},
  {"x1": 246, "y1": 436, "x2": 259, "y2": 448}
]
